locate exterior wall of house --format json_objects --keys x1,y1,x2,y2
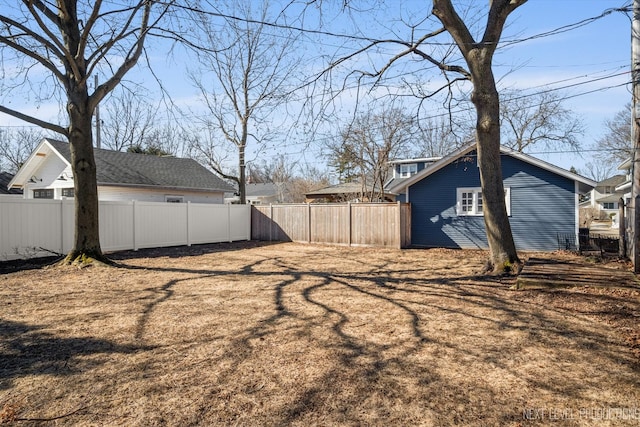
[
  {"x1": 98, "y1": 185, "x2": 224, "y2": 204},
  {"x1": 21, "y1": 160, "x2": 73, "y2": 199},
  {"x1": 22, "y1": 159, "x2": 225, "y2": 203},
  {"x1": 408, "y1": 152, "x2": 576, "y2": 251},
  {"x1": 246, "y1": 195, "x2": 278, "y2": 205}
]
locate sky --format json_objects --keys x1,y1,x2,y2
[
  {"x1": 492, "y1": 0, "x2": 631, "y2": 172},
  {"x1": 0, "y1": 0, "x2": 633, "y2": 178}
]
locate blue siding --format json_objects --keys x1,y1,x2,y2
[{"x1": 409, "y1": 152, "x2": 576, "y2": 251}]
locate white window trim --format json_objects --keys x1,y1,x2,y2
[
  {"x1": 457, "y1": 187, "x2": 510, "y2": 216},
  {"x1": 399, "y1": 163, "x2": 418, "y2": 178}
]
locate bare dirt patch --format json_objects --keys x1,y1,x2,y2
[{"x1": 1, "y1": 242, "x2": 639, "y2": 426}]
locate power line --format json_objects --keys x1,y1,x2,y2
[{"x1": 159, "y1": 1, "x2": 630, "y2": 50}]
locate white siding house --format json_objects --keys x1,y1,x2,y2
[
  {"x1": 8, "y1": 139, "x2": 234, "y2": 203},
  {"x1": 579, "y1": 174, "x2": 626, "y2": 227}
]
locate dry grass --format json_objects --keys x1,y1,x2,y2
[{"x1": 1, "y1": 242, "x2": 639, "y2": 426}]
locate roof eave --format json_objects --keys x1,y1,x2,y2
[
  {"x1": 97, "y1": 182, "x2": 234, "y2": 193},
  {"x1": 8, "y1": 138, "x2": 71, "y2": 189},
  {"x1": 386, "y1": 143, "x2": 598, "y2": 194},
  {"x1": 498, "y1": 146, "x2": 596, "y2": 188}
]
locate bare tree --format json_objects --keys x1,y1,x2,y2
[
  {"x1": 187, "y1": 1, "x2": 298, "y2": 204},
  {"x1": 0, "y1": 1, "x2": 171, "y2": 264},
  {"x1": 593, "y1": 103, "x2": 632, "y2": 168},
  {"x1": 416, "y1": 117, "x2": 473, "y2": 157},
  {"x1": 327, "y1": 108, "x2": 416, "y2": 201},
  {"x1": 0, "y1": 128, "x2": 45, "y2": 173},
  {"x1": 286, "y1": 166, "x2": 331, "y2": 203},
  {"x1": 500, "y1": 90, "x2": 585, "y2": 153},
  {"x1": 580, "y1": 161, "x2": 616, "y2": 182},
  {"x1": 432, "y1": 0, "x2": 526, "y2": 272},
  {"x1": 101, "y1": 89, "x2": 156, "y2": 152},
  {"x1": 141, "y1": 124, "x2": 185, "y2": 157},
  {"x1": 316, "y1": 0, "x2": 525, "y2": 271},
  {"x1": 247, "y1": 155, "x2": 294, "y2": 184}
]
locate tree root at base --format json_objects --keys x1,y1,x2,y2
[{"x1": 58, "y1": 251, "x2": 115, "y2": 267}]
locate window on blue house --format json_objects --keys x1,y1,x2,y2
[
  {"x1": 457, "y1": 187, "x2": 510, "y2": 216},
  {"x1": 400, "y1": 163, "x2": 417, "y2": 177}
]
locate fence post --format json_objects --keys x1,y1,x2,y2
[
  {"x1": 307, "y1": 203, "x2": 311, "y2": 243},
  {"x1": 227, "y1": 203, "x2": 232, "y2": 242},
  {"x1": 246, "y1": 205, "x2": 251, "y2": 241},
  {"x1": 132, "y1": 200, "x2": 138, "y2": 251},
  {"x1": 619, "y1": 197, "x2": 626, "y2": 258},
  {"x1": 269, "y1": 203, "x2": 273, "y2": 242},
  {"x1": 186, "y1": 201, "x2": 191, "y2": 247},
  {"x1": 348, "y1": 202, "x2": 352, "y2": 246},
  {"x1": 396, "y1": 201, "x2": 402, "y2": 249},
  {"x1": 60, "y1": 200, "x2": 65, "y2": 254}
]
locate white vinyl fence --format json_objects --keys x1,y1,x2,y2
[{"x1": 0, "y1": 198, "x2": 251, "y2": 261}]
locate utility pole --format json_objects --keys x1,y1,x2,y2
[{"x1": 633, "y1": 0, "x2": 640, "y2": 272}]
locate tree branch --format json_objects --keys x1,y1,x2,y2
[
  {"x1": 0, "y1": 16, "x2": 66, "y2": 82},
  {"x1": 89, "y1": 1, "x2": 157, "y2": 111},
  {"x1": 0, "y1": 105, "x2": 68, "y2": 136}
]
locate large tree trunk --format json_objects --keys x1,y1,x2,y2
[
  {"x1": 62, "y1": 87, "x2": 107, "y2": 264},
  {"x1": 470, "y1": 59, "x2": 519, "y2": 272},
  {"x1": 433, "y1": 0, "x2": 525, "y2": 273},
  {"x1": 1, "y1": 1, "x2": 154, "y2": 266},
  {"x1": 59, "y1": 2, "x2": 107, "y2": 265}
]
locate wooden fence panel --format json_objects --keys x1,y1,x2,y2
[
  {"x1": 401, "y1": 203, "x2": 412, "y2": 248},
  {"x1": 310, "y1": 204, "x2": 350, "y2": 245},
  {"x1": 273, "y1": 204, "x2": 309, "y2": 242},
  {"x1": 251, "y1": 206, "x2": 272, "y2": 241},
  {"x1": 251, "y1": 202, "x2": 411, "y2": 248}
]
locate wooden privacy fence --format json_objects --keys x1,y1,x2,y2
[
  {"x1": 252, "y1": 202, "x2": 411, "y2": 248},
  {"x1": 0, "y1": 198, "x2": 251, "y2": 260}
]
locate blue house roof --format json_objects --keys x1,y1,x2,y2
[{"x1": 386, "y1": 143, "x2": 595, "y2": 196}]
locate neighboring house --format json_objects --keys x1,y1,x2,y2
[
  {"x1": 246, "y1": 183, "x2": 281, "y2": 205},
  {"x1": 386, "y1": 143, "x2": 596, "y2": 251},
  {"x1": 305, "y1": 181, "x2": 395, "y2": 203},
  {"x1": 580, "y1": 174, "x2": 626, "y2": 217},
  {"x1": 615, "y1": 157, "x2": 632, "y2": 202},
  {"x1": 8, "y1": 138, "x2": 234, "y2": 203},
  {"x1": 0, "y1": 172, "x2": 22, "y2": 196},
  {"x1": 384, "y1": 157, "x2": 441, "y2": 198},
  {"x1": 225, "y1": 182, "x2": 282, "y2": 205}
]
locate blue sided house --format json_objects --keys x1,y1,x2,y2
[{"x1": 386, "y1": 144, "x2": 596, "y2": 251}]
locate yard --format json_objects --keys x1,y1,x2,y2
[{"x1": 1, "y1": 242, "x2": 639, "y2": 426}]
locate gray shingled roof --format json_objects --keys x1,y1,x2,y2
[
  {"x1": 306, "y1": 181, "x2": 385, "y2": 196},
  {"x1": 48, "y1": 139, "x2": 234, "y2": 192},
  {"x1": 595, "y1": 175, "x2": 626, "y2": 189},
  {"x1": 246, "y1": 182, "x2": 278, "y2": 197},
  {"x1": 0, "y1": 172, "x2": 22, "y2": 194}
]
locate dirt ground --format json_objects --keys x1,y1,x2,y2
[{"x1": 1, "y1": 242, "x2": 640, "y2": 426}]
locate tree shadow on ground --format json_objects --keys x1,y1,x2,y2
[
  {"x1": 0, "y1": 318, "x2": 153, "y2": 391},
  {"x1": 8, "y1": 245, "x2": 637, "y2": 425},
  {"x1": 0, "y1": 241, "x2": 280, "y2": 274},
  {"x1": 118, "y1": 249, "x2": 640, "y2": 425}
]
